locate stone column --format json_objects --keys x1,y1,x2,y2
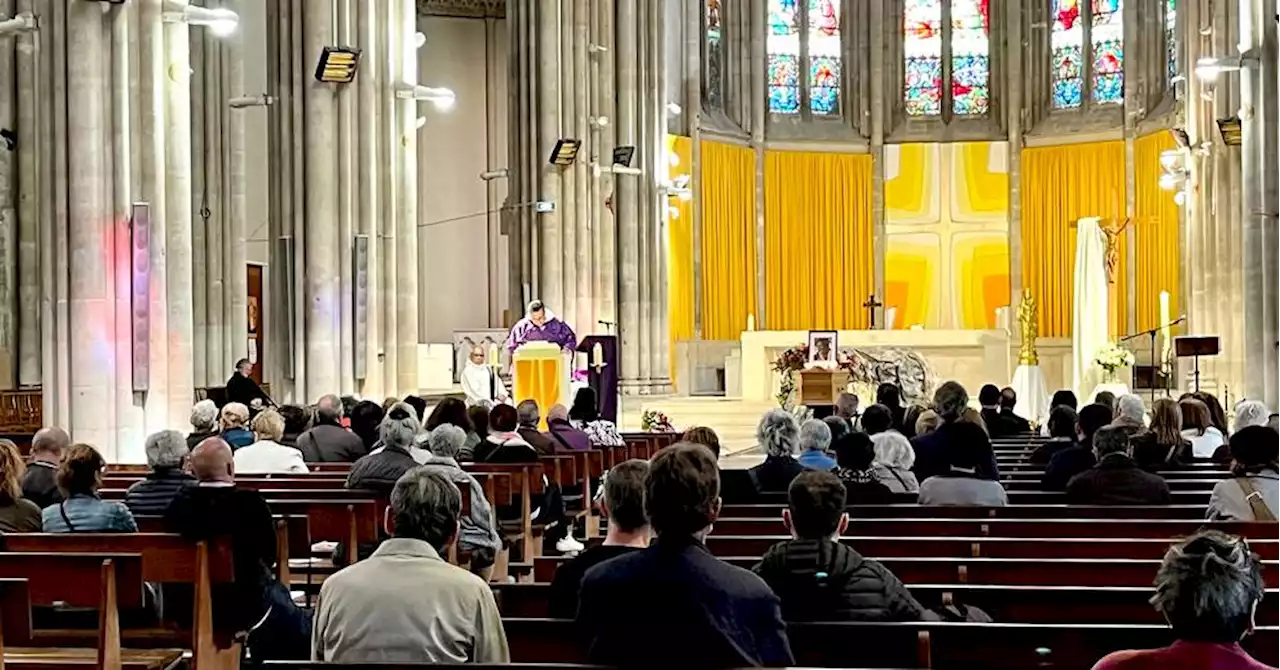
[
  {"x1": 615, "y1": 0, "x2": 642, "y2": 393},
  {"x1": 1006, "y1": 0, "x2": 1024, "y2": 308},
  {"x1": 15, "y1": 0, "x2": 40, "y2": 388},
  {"x1": 225, "y1": 0, "x2": 248, "y2": 381},
  {"x1": 394, "y1": 0, "x2": 419, "y2": 396},
  {"x1": 165, "y1": 0, "x2": 196, "y2": 427},
  {"x1": 139, "y1": 0, "x2": 173, "y2": 434},
  {"x1": 538, "y1": 1, "x2": 564, "y2": 316},
  {"x1": 0, "y1": 0, "x2": 15, "y2": 389}
]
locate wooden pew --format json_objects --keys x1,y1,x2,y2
[
  {"x1": 703, "y1": 535, "x2": 1280, "y2": 560},
  {"x1": 710, "y1": 518, "x2": 1276, "y2": 539},
  {"x1": 499, "y1": 618, "x2": 1280, "y2": 668},
  {"x1": 467, "y1": 463, "x2": 545, "y2": 563},
  {"x1": 2, "y1": 536, "x2": 238, "y2": 670},
  {"x1": 719, "y1": 503, "x2": 1214, "y2": 519}
]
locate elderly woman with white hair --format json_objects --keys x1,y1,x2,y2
[
  {"x1": 796, "y1": 419, "x2": 836, "y2": 471},
  {"x1": 747, "y1": 409, "x2": 805, "y2": 493},
  {"x1": 419, "y1": 424, "x2": 501, "y2": 578},
  {"x1": 347, "y1": 402, "x2": 426, "y2": 495},
  {"x1": 124, "y1": 430, "x2": 196, "y2": 516},
  {"x1": 1234, "y1": 400, "x2": 1271, "y2": 432},
  {"x1": 870, "y1": 431, "x2": 919, "y2": 494},
  {"x1": 187, "y1": 400, "x2": 220, "y2": 449},
  {"x1": 219, "y1": 402, "x2": 255, "y2": 449}
]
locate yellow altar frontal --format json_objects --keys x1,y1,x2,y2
[{"x1": 512, "y1": 342, "x2": 570, "y2": 426}]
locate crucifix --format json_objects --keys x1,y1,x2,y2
[{"x1": 862, "y1": 294, "x2": 883, "y2": 329}]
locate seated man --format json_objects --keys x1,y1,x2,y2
[
  {"x1": 753, "y1": 471, "x2": 927, "y2": 622},
  {"x1": 165, "y1": 437, "x2": 311, "y2": 660},
  {"x1": 998, "y1": 387, "x2": 1032, "y2": 434},
  {"x1": 917, "y1": 422, "x2": 1008, "y2": 507},
  {"x1": 548, "y1": 459, "x2": 650, "y2": 618},
  {"x1": 22, "y1": 427, "x2": 69, "y2": 508},
  {"x1": 1042, "y1": 402, "x2": 1112, "y2": 490},
  {"x1": 577, "y1": 443, "x2": 793, "y2": 668},
  {"x1": 312, "y1": 468, "x2": 509, "y2": 663},
  {"x1": 1094, "y1": 530, "x2": 1271, "y2": 669},
  {"x1": 296, "y1": 395, "x2": 366, "y2": 463},
  {"x1": 125, "y1": 430, "x2": 195, "y2": 516},
  {"x1": 1029, "y1": 405, "x2": 1079, "y2": 465},
  {"x1": 515, "y1": 400, "x2": 560, "y2": 455},
  {"x1": 1066, "y1": 425, "x2": 1172, "y2": 505},
  {"x1": 546, "y1": 404, "x2": 592, "y2": 451},
  {"x1": 796, "y1": 419, "x2": 836, "y2": 471}
]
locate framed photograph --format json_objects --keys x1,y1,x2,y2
[{"x1": 807, "y1": 330, "x2": 838, "y2": 366}]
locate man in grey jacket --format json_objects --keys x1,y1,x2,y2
[
  {"x1": 420, "y1": 424, "x2": 502, "y2": 577},
  {"x1": 312, "y1": 468, "x2": 509, "y2": 663}
]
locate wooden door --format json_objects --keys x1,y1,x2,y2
[{"x1": 247, "y1": 264, "x2": 264, "y2": 384}]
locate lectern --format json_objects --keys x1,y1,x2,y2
[
  {"x1": 512, "y1": 342, "x2": 570, "y2": 424},
  {"x1": 577, "y1": 335, "x2": 618, "y2": 423},
  {"x1": 797, "y1": 368, "x2": 848, "y2": 418}
]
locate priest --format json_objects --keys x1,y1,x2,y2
[
  {"x1": 225, "y1": 358, "x2": 273, "y2": 408},
  {"x1": 505, "y1": 300, "x2": 577, "y2": 353}
]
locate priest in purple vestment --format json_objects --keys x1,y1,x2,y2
[{"x1": 505, "y1": 300, "x2": 578, "y2": 353}]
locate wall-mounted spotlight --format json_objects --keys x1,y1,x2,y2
[
  {"x1": 549, "y1": 139, "x2": 582, "y2": 166},
  {"x1": 0, "y1": 13, "x2": 36, "y2": 37},
  {"x1": 666, "y1": 102, "x2": 682, "y2": 115},
  {"x1": 589, "y1": 116, "x2": 610, "y2": 128},
  {"x1": 1158, "y1": 149, "x2": 1182, "y2": 172},
  {"x1": 394, "y1": 83, "x2": 455, "y2": 110},
  {"x1": 480, "y1": 168, "x2": 509, "y2": 181},
  {"x1": 228, "y1": 94, "x2": 276, "y2": 108},
  {"x1": 1194, "y1": 55, "x2": 1249, "y2": 82},
  {"x1": 162, "y1": 1, "x2": 238, "y2": 36},
  {"x1": 316, "y1": 47, "x2": 361, "y2": 83},
  {"x1": 415, "y1": 32, "x2": 426, "y2": 48}
]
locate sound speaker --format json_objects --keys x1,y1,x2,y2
[
  {"x1": 353, "y1": 234, "x2": 369, "y2": 381},
  {"x1": 276, "y1": 236, "x2": 296, "y2": 380},
  {"x1": 130, "y1": 203, "x2": 151, "y2": 392}
]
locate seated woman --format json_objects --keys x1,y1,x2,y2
[
  {"x1": 419, "y1": 424, "x2": 502, "y2": 579},
  {"x1": 1207, "y1": 426, "x2": 1278, "y2": 521},
  {"x1": 1094, "y1": 530, "x2": 1271, "y2": 669},
  {"x1": 1030, "y1": 405, "x2": 1079, "y2": 465},
  {"x1": 425, "y1": 398, "x2": 477, "y2": 457},
  {"x1": 187, "y1": 399, "x2": 220, "y2": 449},
  {"x1": 747, "y1": 409, "x2": 806, "y2": 494},
  {"x1": 234, "y1": 409, "x2": 309, "y2": 474},
  {"x1": 42, "y1": 444, "x2": 137, "y2": 533},
  {"x1": 831, "y1": 433, "x2": 895, "y2": 504},
  {"x1": 0, "y1": 439, "x2": 41, "y2": 531},
  {"x1": 219, "y1": 402, "x2": 255, "y2": 450},
  {"x1": 870, "y1": 431, "x2": 919, "y2": 494},
  {"x1": 1131, "y1": 398, "x2": 1192, "y2": 471},
  {"x1": 569, "y1": 388, "x2": 623, "y2": 447},
  {"x1": 1181, "y1": 398, "x2": 1227, "y2": 460}
]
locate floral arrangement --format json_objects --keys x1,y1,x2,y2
[
  {"x1": 772, "y1": 345, "x2": 810, "y2": 408},
  {"x1": 1094, "y1": 342, "x2": 1135, "y2": 379},
  {"x1": 640, "y1": 409, "x2": 676, "y2": 433},
  {"x1": 572, "y1": 368, "x2": 589, "y2": 383}
]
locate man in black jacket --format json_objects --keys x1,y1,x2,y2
[
  {"x1": 225, "y1": 358, "x2": 272, "y2": 408},
  {"x1": 297, "y1": 395, "x2": 366, "y2": 463},
  {"x1": 347, "y1": 403, "x2": 420, "y2": 495},
  {"x1": 1043, "y1": 402, "x2": 1112, "y2": 490},
  {"x1": 577, "y1": 443, "x2": 793, "y2": 668},
  {"x1": 22, "y1": 427, "x2": 69, "y2": 509},
  {"x1": 997, "y1": 387, "x2": 1033, "y2": 434},
  {"x1": 1066, "y1": 425, "x2": 1172, "y2": 505},
  {"x1": 754, "y1": 471, "x2": 926, "y2": 622}
]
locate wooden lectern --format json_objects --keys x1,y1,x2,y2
[
  {"x1": 797, "y1": 368, "x2": 848, "y2": 409},
  {"x1": 512, "y1": 342, "x2": 569, "y2": 425}
]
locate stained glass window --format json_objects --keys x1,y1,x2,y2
[
  {"x1": 951, "y1": 0, "x2": 990, "y2": 115},
  {"x1": 1165, "y1": 0, "x2": 1176, "y2": 84},
  {"x1": 767, "y1": 0, "x2": 801, "y2": 114},
  {"x1": 706, "y1": 0, "x2": 724, "y2": 109},
  {"x1": 808, "y1": 0, "x2": 841, "y2": 115},
  {"x1": 1051, "y1": 0, "x2": 1085, "y2": 108},
  {"x1": 904, "y1": 0, "x2": 943, "y2": 116},
  {"x1": 1091, "y1": 0, "x2": 1123, "y2": 104}
]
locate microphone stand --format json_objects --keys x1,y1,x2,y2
[{"x1": 1119, "y1": 315, "x2": 1186, "y2": 404}]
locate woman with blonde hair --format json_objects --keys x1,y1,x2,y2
[
  {"x1": 233, "y1": 408, "x2": 309, "y2": 474},
  {"x1": 0, "y1": 439, "x2": 40, "y2": 531}
]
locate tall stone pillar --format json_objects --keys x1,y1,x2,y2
[
  {"x1": 0, "y1": 0, "x2": 15, "y2": 390},
  {"x1": 1240, "y1": 0, "x2": 1279, "y2": 408},
  {"x1": 164, "y1": 0, "x2": 196, "y2": 427}
]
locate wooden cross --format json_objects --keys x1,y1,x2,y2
[{"x1": 862, "y1": 294, "x2": 883, "y2": 329}]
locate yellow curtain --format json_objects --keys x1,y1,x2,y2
[
  {"x1": 666, "y1": 135, "x2": 694, "y2": 390},
  {"x1": 763, "y1": 150, "x2": 875, "y2": 330},
  {"x1": 1134, "y1": 131, "x2": 1182, "y2": 332},
  {"x1": 700, "y1": 140, "x2": 758, "y2": 340},
  {"x1": 1021, "y1": 141, "x2": 1127, "y2": 338}
]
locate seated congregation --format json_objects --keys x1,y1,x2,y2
[{"x1": 0, "y1": 378, "x2": 1273, "y2": 669}]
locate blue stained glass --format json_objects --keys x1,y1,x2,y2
[
  {"x1": 1053, "y1": 78, "x2": 1083, "y2": 108},
  {"x1": 768, "y1": 0, "x2": 799, "y2": 35},
  {"x1": 903, "y1": 0, "x2": 942, "y2": 116},
  {"x1": 905, "y1": 57, "x2": 942, "y2": 116},
  {"x1": 1092, "y1": 72, "x2": 1123, "y2": 103},
  {"x1": 769, "y1": 53, "x2": 800, "y2": 114},
  {"x1": 769, "y1": 86, "x2": 801, "y2": 114},
  {"x1": 810, "y1": 55, "x2": 840, "y2": 115}
]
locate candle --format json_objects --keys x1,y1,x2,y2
[
  {"x1": 747, "y1": 314, "x2": 755, "y2": 332},
  {"x1": 592, "y1": 342, "x2": 604, "y2": 369},
  {"x1": 487, "y1": 342, "x2": 499, "y2": 368},
  {"x1": 1159, "y1": 291, "x2": 1171, "y2": 369}
]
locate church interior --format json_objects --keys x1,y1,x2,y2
[{"x1": 0, "y1": 0, "x2": 1276, "y2": 667}]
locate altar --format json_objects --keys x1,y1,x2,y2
[{"x1": 739, "y1": 329, "x2": 1013, "y2": 403}]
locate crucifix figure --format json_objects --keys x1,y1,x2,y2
[
  {"x1": 1099, "y1": 217, "x2": 1132, "y2": 284},
  {"x1": 862, "y1": 294, "x2": 883, "y2": 329}
]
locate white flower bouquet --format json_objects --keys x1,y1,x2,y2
[{"x1": 1094, "y1": 342, "x2": 1135, "y2": 378}]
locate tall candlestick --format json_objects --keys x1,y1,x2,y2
[
  {"x1": 747, "y1": 314, "x2": 755, "y2": 332},
  {"x1": 488, "y1": 342, "x2": 499, "y2": 368},
  {"x1": 1159, "y1": 291, "x2": 1171, "y2": 369},
  {"x1": 591, "y1": 342, "x2": 603, "y2": 368}
]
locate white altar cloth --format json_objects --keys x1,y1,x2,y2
[{"x1": 739, "y1": 329, "x2": 1013, "y2": 402}]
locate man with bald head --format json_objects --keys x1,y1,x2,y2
[
  {"x1": 22, "y1": 427, "x2": 70, "y2": 508},
  {"x1": 166, "y1": 437, "x2": 312, "y2": 659},
  {"x1": 297, "y1": 394, "x2": 366, "y2": 463}
]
